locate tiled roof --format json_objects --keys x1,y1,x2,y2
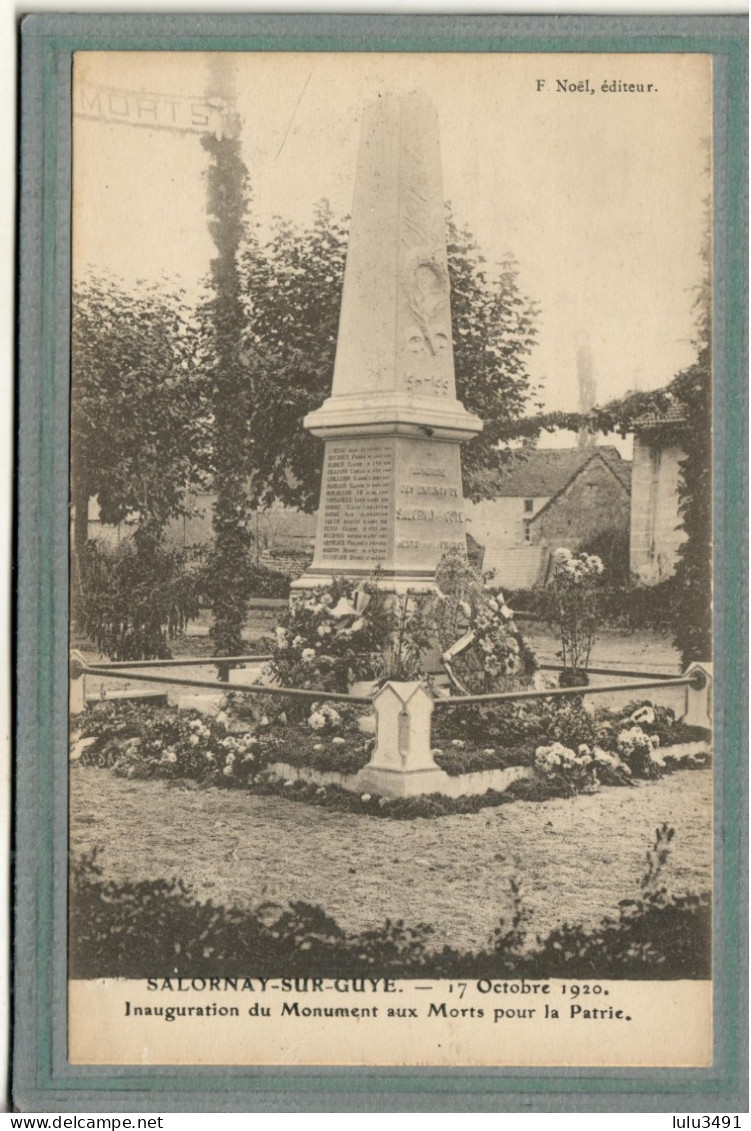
[
  {"x1": 597, "y1": 447, "x2": 632, "y2": 489},
  {"x1": 631, "y1": 403, "x2": 687, "y2": 428},
  {"x1": 494, "y1": 446, "x2": 628, "y2": 497}
]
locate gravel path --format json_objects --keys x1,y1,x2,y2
[{"x1": 70, "y1": 766, "x2": 712, "y2": 952}]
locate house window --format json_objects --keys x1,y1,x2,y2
[
  {"x1": 524, "y1": 520, "x2": 532, "y2": 544},
  {"x1": 524, "y1": 498, "x2": 534, "y2": 513}
]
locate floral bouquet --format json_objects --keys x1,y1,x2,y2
[{"x1": 543, "y1": 547, "x2": 605, "y2": 686}]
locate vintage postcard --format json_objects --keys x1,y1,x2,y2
[{"x1": 15, "y1": 15, "x2": 747, "y2": 1113}]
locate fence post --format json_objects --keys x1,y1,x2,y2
[
  {"x1": 70, "y1": 650, "x2": 87, "y2": 716},
  {"x1": 357, "y1": 681, "x2": 448, "y2": 798},
  {"x1": 682, "y1": 662, "x2": 713, "y2": 729}
]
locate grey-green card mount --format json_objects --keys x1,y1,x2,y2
[{"x1": 15, "y1": 13, "x2": 748, "y2": 1114}]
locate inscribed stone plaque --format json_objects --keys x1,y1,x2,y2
[{"x1": 317, "y1": 438, "x2": 395, "y2": 565}]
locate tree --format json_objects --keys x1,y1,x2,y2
[
  {"x1": 670, "y1": 175, "x2": 712, "y2": 665},
  {"x1": 71, "y1": 274, "x2": 208, "y2": 657},
  {"x1": 200, "y1": 59, "x2": 258, "y2": 656},
  {"x1": 239, "y1": 199, "x2": 348, "y2": 513},
  {"x1": 445, "y1": 210, "x2": 542, "y2": 501},
  {"x1": 669, "y1": 360, "x2": 712, "y2": 663},
  {"x1": 238, "y1": 202, "x2": 542, "y2": 511},
  {"x1": 71, "y1": 275, "x2": 208, "y2": 537},
  {"x1": 70, "y1": 274, "x2": 208, "y2": 632}
]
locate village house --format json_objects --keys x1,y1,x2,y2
[{"x1": 464, "y1": 447, "x2": 632, "y2": 589}]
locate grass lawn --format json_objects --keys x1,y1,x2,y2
[{"x1": 70, "y1": 762, "x2": 712, "y2": 953}]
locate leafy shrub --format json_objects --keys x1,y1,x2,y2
[
  {"x1": 507, "y1": 580, "x2": 679, "y2": 633},
  {"x1": 538, "y1": 548, "x2": 605, "y2": 681},
  {"x1": 671, "y1": 362, "x2": 712, "y2": 666},
  {"x1": 250, "y1": 774, "x2": 521, "y2": 820},
  {"x1": 431, "y1": 741, "x2": 532, "y2": 777},
  {"x1": 597, "y1": 579, "x2": 679, "y2": 631},
  {"x1": 70, "y1": 826, "x2": 710, "y2": 979},
  {"x1": 259, "y1": 712, "x2": 375, "y2": 777},
  {"x1": 69, "y1": 851, "x2": 348, "y2": 979},
  {"x1": 534, "y1": 825, "x2": 711, "y2": 978},
  {"x1": 245, "y1": 563, "x2": 291, "y2": 599},
  {"x1": 433, "y1": 697, "x2": 597, "y2": 751},
  {"x1": 78, "y1": 536, "x2": 201, "y2": 661},
  {"x1": 577, "y1": 528, "x2": 631, "y2": 588}
]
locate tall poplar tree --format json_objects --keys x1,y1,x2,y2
[{"x1": 201, "y1": 57, "x2": 255, "y2": 656}]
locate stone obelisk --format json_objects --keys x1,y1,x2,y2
[{"x1": 295, "y1": 90, "x2": 482, "y2": 593}]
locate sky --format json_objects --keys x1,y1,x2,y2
[{"x1": 73, "y1": 50, "x2": 712, "y2": 423}]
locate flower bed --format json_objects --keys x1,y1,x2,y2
[
  {"x1": 73, "y1": 693, "x2": 710, "y2": 819},
  {"x1": 260, "y1": 723, "x2": 532, "y2": 779}
]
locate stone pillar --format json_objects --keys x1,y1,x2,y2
[
  {"x1": 357, "y1": 681, "x2": 449, "y2": 797},
  {"x1": 682, "y1": 661, "x2": 713, "y2": 730},
  {"x1": 293, "y1": 91, "x2": 482, "y2": 595}
]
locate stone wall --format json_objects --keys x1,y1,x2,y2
[
  {"x1": 258, "y1": 548, "x2": 313, "y2": 579},
  {"x1": 529, "y1": 458, "x2": 630, "y2": 549},
  {"x1": 629, "y1": 435, "x2": 687, "y2": 584},
  {"x1": 465, "y1": 496, "x2": 549, "y2": 552}
]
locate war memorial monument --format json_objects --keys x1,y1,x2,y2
[{"x1": 294, "y1": 89, "x2": 483, "y2": 594}]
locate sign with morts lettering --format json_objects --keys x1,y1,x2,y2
[{"x1": 14, "y1": 15, "x2": 747, "y2": 1115}]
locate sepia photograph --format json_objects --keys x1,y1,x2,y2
[
  {"x1": 10, "y1": 10, "x2": 745, "y2": 1098},
  {"x1": 63, "y1": 47, "x2": 721, "y2": 1069}
]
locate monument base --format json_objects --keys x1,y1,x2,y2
[
  {"x1": 290, "y1": 568, "x2": 439, "y2": 596},
  {"x1": 356, "y1": 764, "x2": 450, "y2": 799}
]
